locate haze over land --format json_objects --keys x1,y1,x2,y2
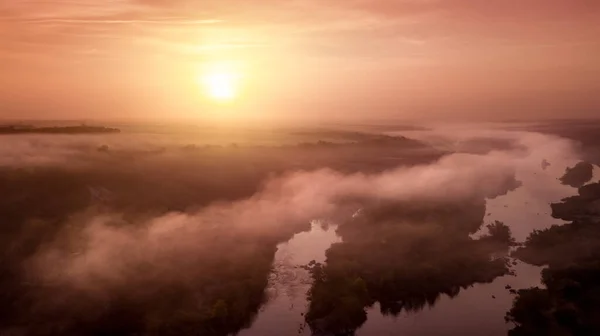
[
  {"x1": 3, "y1": 1, "x2": 600, "y2": 335},
  {"x1": 1, "y1": 120, "x2": 599, "y2": 335}
]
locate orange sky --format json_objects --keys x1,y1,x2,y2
[{"x1": 1, "y1": 0, "x2": 600, "y2": 122}]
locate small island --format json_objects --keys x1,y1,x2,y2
[
  {"x1": 559, "y1": 161, "x2": 594, "y2": 188},
  {"x1": 0, "y1": 125, "x2": 120, "y2": 135}
]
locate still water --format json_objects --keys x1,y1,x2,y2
[
  {"x1": 241, "y1": 158, "x2": 594, "y2": 336},
  {"x1": 238, "y1": 221, "x2": 340, "y2": 336}
]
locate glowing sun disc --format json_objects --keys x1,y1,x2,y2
[{"x1": 201, "y1": 66, "x2": 240, "y2": 101}]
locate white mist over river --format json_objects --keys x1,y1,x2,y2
[{"x1": 242, "y1": 151, "x2": 588, "y2": 336}]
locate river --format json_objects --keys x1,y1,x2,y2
[{"x1": 239, "y1": 154, "x2": 599, "y2": 335}]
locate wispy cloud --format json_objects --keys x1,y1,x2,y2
[
  {"x1": 4, "y1": 0, "x2": 598, "y2": 59},
  {"x1": 7, "y1": 18, "x2": 221, "y2": 25},
  {"x1": 2, "y1": 0, "x2": 600, "y2": 117}
]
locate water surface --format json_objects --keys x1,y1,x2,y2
[{"x1": 242, "y1": 156, "x2": 583, "y2": 335}]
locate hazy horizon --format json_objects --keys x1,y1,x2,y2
[
  {"x1": 3, "y1": 2, "x2": 600, "y2": 336},
  {"x1": 2, "y1": 0, "x2": 600, "y2": 121}
]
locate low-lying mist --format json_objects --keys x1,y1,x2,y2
[{"x1": 0, "y1": 125, "x2": 592, "y2": 335}]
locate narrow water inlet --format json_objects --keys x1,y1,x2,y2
[
  {"x1": 592, "y1": 164, "x2": 600, "y2": 183},
  {"x1": 239, "y1": 221, "x2": 341, "y2": 336},
  {"x1": 242, "y1": 158, "x2": 581, "y2": 336},
  {"x1": 473, "y1": 156, "x2": 578, "y2": 242}
]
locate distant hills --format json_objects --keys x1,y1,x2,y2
[{"x1": 0, "y1": 125, "x2": 120, "y2": 134}]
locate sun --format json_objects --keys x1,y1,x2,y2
[
  {"x1": 203, "y1": 72, "x2": 236, "y2": 100},
  {"x1": 200, "y1": 63, "x2": 240, "y2": 101}
]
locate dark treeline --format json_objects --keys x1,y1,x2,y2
[
  {"x1": 559, "y1": 162, "x2": 594, "y2": 188},
  {"x1": 0, "y1": 125, "x2": 120, "y2": 134},
  {"x1": 2, "y1": 126, "x2": 598, "y2": 336},
  {"x1": 509, "y1": 181, "x2": 600, "y2": 335},
  {"x1": 305, "y1": 193, "x2": 519, "y2": 335},
  {"x1": 0, "y1": 134, "x2": 442, "y2": 336}
]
